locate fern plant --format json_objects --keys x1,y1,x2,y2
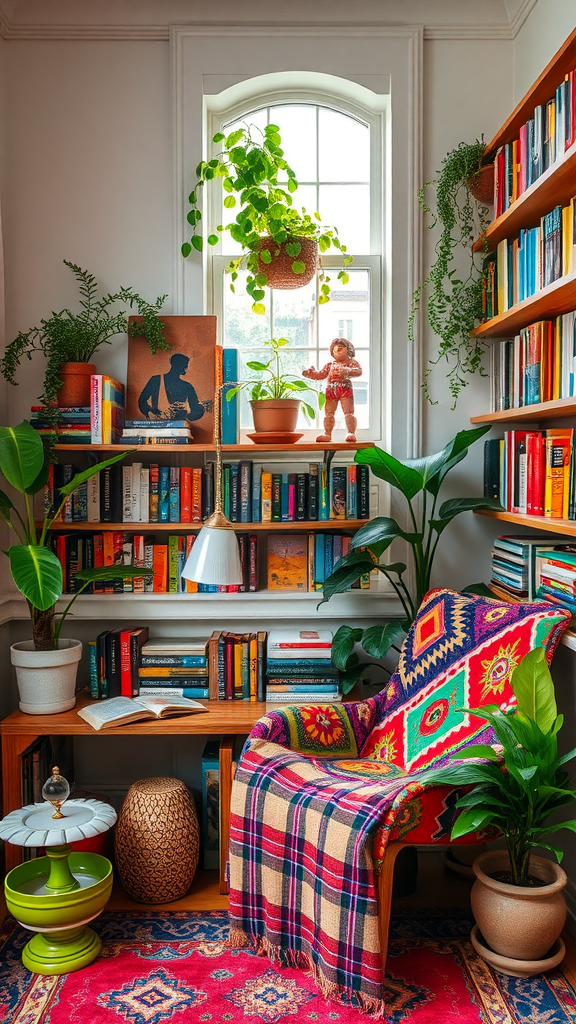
[{"x1": 0, "y1": 260, "x2": 169, "y2": 408}]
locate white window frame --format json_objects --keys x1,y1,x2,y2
[{"x1": 205, "y1": 91, "x2": 385, "y2": 441}]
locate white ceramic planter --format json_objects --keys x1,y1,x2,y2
[{"x1": 11, "y1": 639, "x2": 82, "y2": 715}]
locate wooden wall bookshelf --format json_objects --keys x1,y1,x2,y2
[
  {"x1": 483, "y1": 26, "x2": 576, "y2": 157},
  {"x1": 474, "y1": 508, "x2": 576, "y2": 538},
  {"x1": 471, "y1": 271, "x2": 576, "y2": 340},
  {"x1": 473, "y1": 141, "x2": 576, "y2": 254},
  {"x1": 470, "y1": 398, "x2": 576, "y2": 424},
  {"x1": 41, "y1": 520, "x2": 368, "y2": 532}
]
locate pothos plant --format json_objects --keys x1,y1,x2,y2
[
  {"x1": 409, "y1": 139, "x2": 491, "y2": 407},
  {"x1": 0, "y1": 421, "x2": 151, "y2": 650},
  {"x1": 226, "y1": 336, "x2": 325, "y2": 420},
  {"x1": 0, "y1": 261, "x2": 169, "y2": 411},
  {"x1": 181, "y1": 123, "x2": 352, "y2": 313},
  {"x1": 320, "y1": 425, "x2": 501, "y2": 690},
  {"x1": 425, "y1": 647, "x2": 576, "y2": 887}
]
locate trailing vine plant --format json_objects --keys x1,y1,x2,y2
[
  {"x1": 409, "y1": 139, "x2": 491, "y2": 407},
  {"x1": 0, "y1": 260, "x2": 169, "y2": 411}
]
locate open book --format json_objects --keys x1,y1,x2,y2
[{"x1": 77, "y1": 695, "x2": 208, "y2": 731}]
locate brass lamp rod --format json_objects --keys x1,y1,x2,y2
[{"x1": 207, "y1": 381, "x2": 239, "y2": 527}]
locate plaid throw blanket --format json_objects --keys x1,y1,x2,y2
[{"x1": 229, "y1": 591, "x2": 569, "y2": 1017}]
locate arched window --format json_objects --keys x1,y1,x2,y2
[{"x1": 206, "y1": 89, "x2": 385, "y2": 438}]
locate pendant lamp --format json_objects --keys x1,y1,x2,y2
[{"x1": 181, "y1": 384, "x2": 243, "y2": 587}]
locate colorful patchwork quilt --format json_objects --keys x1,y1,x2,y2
[{"x1": 228, "y1": 589, "x2": 570, "y2": 1017}]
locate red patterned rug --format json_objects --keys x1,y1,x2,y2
[{"x1": 1, "y1": 909, "x2": 575, "y2": 1023}]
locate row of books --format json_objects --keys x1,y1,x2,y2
[
  {"x1": 56, "y1": 529, "x2": 367, "y2": 595},
  {"x1": 494, "y1": 68, "x2": 576, "y2": 217},
  {"x1": 29, "y1": 405, "x2": 93, "y2": 444},
  {"x1": 44, "y1": 461, "x2": 370, "y2": 525},
  {"x1": 490, "y1": 311, "x2": 576, "y2": 410},
  {"x1": 56, "y1": 531, "x2": 257, "y2": 595},
  {"x1": 482, "y1": 198, "x2": 576, "y2": 319},
  {"x1": 484, "y1": 428, "x2": 576, "y2": 518},
  {"x1": 489, "y1": 534, "x2": 576, "y2": 613}
]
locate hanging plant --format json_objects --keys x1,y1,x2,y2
[{"x1": 409, "y1": 139, "x2": 492, "y2": 407}]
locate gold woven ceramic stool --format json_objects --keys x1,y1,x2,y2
[{"x1": 114, "y1": 777, "x2": 199, "y2": 903}]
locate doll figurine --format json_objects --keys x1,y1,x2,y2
[{"x1": 302, "y1": 338, "x2": 362, "y2": 442}]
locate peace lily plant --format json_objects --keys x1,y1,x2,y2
[{"x1": 0, "y1": 421, "x2": 150, "y2": 651}]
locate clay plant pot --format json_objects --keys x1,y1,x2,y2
[
  {"x1": 467, "y1": 163, "x2": 494, "y2": 205},
  {"x1": 57, "y1": 362, "x2": 96, "y2": 408},
  {"x1": 250, "y1": 398, "x2": 300, "y2": 433},
  {"x1": 258, "y1": 237, "x2": 318, "y2": 289},
  {"x1": 471, "y1": 850, "x2": 567, "y2": 970}
]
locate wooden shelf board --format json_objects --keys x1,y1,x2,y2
[
  {"x1": 470, "y1": 398, "x2": 576, "y2": 424},
  {"x1": 41, "y1": 520, "x2": 367, "y2": 532},
  {"x1": 107, "y1": 870, "x2": 228, "y2": 912},
  {"x1": 483, "y1": 27, "x2": 576, "y2": 155},
  {"x1": 473, "y1": 143, "x2": 576, "y2": 254},
  {"x1": 471, "y1": 272, "x2": 576, "y2": 340},
  {"x1": 54, "y1": 442, "x2": 375, "y2": 453},
  {"x1": 475, "y1": 507, "x2": 576, "y2": 537}
]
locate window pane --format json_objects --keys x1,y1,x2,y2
[
  {"x1": 319, "y1": 108, "x2": 370, "y2": 183},
  {"x1": 319, "y1": 184, "x2": 370, "y2": 253},
  {"x1": 272, "y1": 280, "x2": 317, "y2": 350},
  {"x1": 271, "y1": 104, "x2": 317, "y2": 183},
  {"x1": 222, "y1": 269, "x2": 272, "y2": 348},
  {"x1": 318, "y1": 269, "x2": 370, "y2": 349}
]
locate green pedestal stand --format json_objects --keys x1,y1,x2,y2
[{"x1": 0, "y1": 796, "x2": 117, "y2": 975}]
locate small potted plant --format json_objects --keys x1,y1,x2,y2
[
  {"x1": 181, "y1": 123, "x2": 352, "y2": 313},
  {"x1": 226, "y1": 336, "x2": 325, "y2": 438},
  {"x1": 0, "y1": 421, "x2": 151, "y2": 714},
  {"x1": 0, "y1": 261, "x2": 169, "y2": 410},
  {"x1": 320, "y1": 425, "x2": 501, "y2": 689},
  {"x1": 426, "y1": 647, "x2": 576, "y2": 976},
  {"x1": 409, "y1": 139, "x2": 492, "y2": 406}
]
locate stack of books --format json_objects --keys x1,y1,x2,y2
[
  {"x1": 89, "y1": 626, "x2": 149, "y2": 699},
  {"x1": 207, "y1": 631, "x2": 267, "y2": 700},
  {"x1": 265, "y1": 629, "x2": 341, "y2": 703},
  {"x1": 137, "y1": 636, "x2": 210, "y2": 699},
  {"x1": 490, "y1": 535, "x2": 559, "y2": 599},
  {"x1": 30, "y1": 405, "x2": 92, "y2": 444},
  {"x1": 120, "y1": 419, "x2": 195, "y2": 445},
  {"x1": 535, "y1": 545, "x2": 576, "y2": 616}
]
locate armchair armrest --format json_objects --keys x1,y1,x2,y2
[{"x1": 247, "y1": 697, "x2": 379, "y2": 757}]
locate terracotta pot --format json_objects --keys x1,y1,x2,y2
[
  {"x1": 258, "y1": 237, "x2": 318, "y2": 289},
  {"x1": 57, "y1": 362, "x2": 96, "y2": 408},
  {"x1": 467, "y1": 163, "x2": 494, "y2": 205},
  {"x1": 471, "y1": 850, "x2": 566, "y2": 962},
  {"x1": 250, "y1": 398, "x2": 300, "y2": 433}
]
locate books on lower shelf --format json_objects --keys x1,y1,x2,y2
[
  {"x1": 484, "y1": 427, "x2": 576, "y2": 518},
  {"x1": 43, "y1": 460, "x2": 370, "y2": 526},
  {"x1": 535, "y1": 544, "x2": 576, "y2": 615},
  {"x1": 137, "y1": 635, "x2": 210, "y2": 700},
  {"x1": 267, "y1": 532, "x2": 372, "y2": 592},
  {"x1": 207, "y1": 630, "x2": 267, "y2": 701},
  {"x1": 77, "y1": 695, "x2": 208, "y2": 731},
  {"x1": 490, "y1": 535, "x2": 560, "y2": 599},
  {"x1": 490, "y1": 311, "x2": 576, "y2": 411},
  {"x1": 266, "y1": 629, "x2": 340, "y2": 702}
]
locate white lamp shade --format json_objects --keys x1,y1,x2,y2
[{"x1": 181, "y1": 524, "x2": 243, "y2": 586}]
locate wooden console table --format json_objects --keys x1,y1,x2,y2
[{"x1": 1, "y1": 689, "x2": 360, "y2": 907}]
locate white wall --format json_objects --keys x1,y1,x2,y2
[{"x1": 514, "y1": 0, "x2": 576, "y2": 100}]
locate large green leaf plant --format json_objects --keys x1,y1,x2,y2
[
  {"x1": 425, "y1": 648, "x2": 576, "y2": 886},
  {"x1": 0, "y1": 421, "x2": 152, "y2": 651},
  {"x1": 322, "y1": 425, "x2": 501, "y2": 689}
]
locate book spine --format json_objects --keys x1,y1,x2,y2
[
  {"x1": 262, "y1": 472, "x2": 272, "y2": 521},
  {"x1": 346, "y1": 465, "x2": 357, "y2": 518},
  {"x1": 191, "y1": 467, "x2": 202, "y2": 521},
  {"x1": 319, "y1": 464, "x2": 329, "y2": 520},
  {"x1": 149, "y1": 464, "x2": 159, "y2": 522},
  {"x1": 230, "y1": 463, "x2": 239, "y2": 522},
  {"x1": 120, "y1": 631, "x2": 133, "y2": 698},
  {"x1": 296, "y1": 473, "x2": 307, "y2": 521},
  {"x1": 88, "y1": 641, "x2": 99, "y2": 699},
  {"x1": 222, "y1": 347, "x2": 239, "y2": 444},
  {"x1": 249, "y1": 533, "x2": 258, "y2": 592},
  {"x1": 307, "y1": 464, "x2": 319, "y2": 520},
  {"x1": 185, "y1": 534, "x2": 198, "y2": 593},
  {"x1": 180, "y1": 467, "x2": 192, "y2": 523},
  {"x1": 202, "y1": 463, "x2": 214, "y2": 519},
  {"x1": 330, "y1": 467, "x2": 346, "y2": 520},
  {"x1": 141, "y1": 655, "x2": 208, "y2": 667},
  {"x1": 159, "y1": 466, "x2": 170, "y2": 522},
  {"x1": 139, "y1": 466, "x2": 149, "y2": 524},
  {"x1": 90, "y1": 375, "x2": 102, "y2": 444},
  {"x1": 113, "y1": 532, "x2": 124, "y2": 593},
  {"x1": 122, "y1": 466, "x2": 132, "y2": 523},
  {"x1": 153, "y1": 544, "x2": 168, "y2": 592},
  {"x1": 133, "y1": 534, "x2": 145, "y2": 593},
  {"x1": 288, "y1": 473, "x2": 296, "y2": 521},
  {"x1": 122, "y1": 538, "x2": 134, "y2": 592},
  {"x1": 251, "y1": 464, "x2": 262, "y2": 522},
  {"x1": 169, "y1": 467, "x2": 180, "y2": 523},
  {"x1": 358, "y1": 465, "x2": 370, "y2": 518},
  {"x1": 238, "y1": 533, "x2": 247, "y2": 592},
  {"x1": 87, "y1": 472, "x2": 100, "y2": 523},
  {"x1": 144, "y1": 541, "x2": 154, "y2": 592},
  {"x1": 131, "y1": 462, "x2": 142, "y2": 522},
  {"x1": 168, "y1": 534, "x2": 180, "y2": 592},
  {"x1": 239, "y1": 460, "x2": 252, "y2": 523},
  {"x1": 272, "y1": 474, "x2": 282, "y2": 521}
]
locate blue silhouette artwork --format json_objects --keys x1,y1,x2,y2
[{"x1": 137, "y1": 352, "x2": 209, "y2": 421}]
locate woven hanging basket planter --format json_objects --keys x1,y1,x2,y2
[
  {"x1": 258, "y1": 236, "x2": 319, "y2": 289},
  {"x1": 114, "y1": 776, "x2": 199, "y2": 904},
  {"x1": 467, "y1": 163, "x2": 494, "y2": 206}
]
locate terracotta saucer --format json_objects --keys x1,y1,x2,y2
[
  {"x1": 470, "y1": 924, "x2": 565, "y2": 977},
  {"x1": 246, "y1": 431, "x2": 304, "y2": 445}
]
